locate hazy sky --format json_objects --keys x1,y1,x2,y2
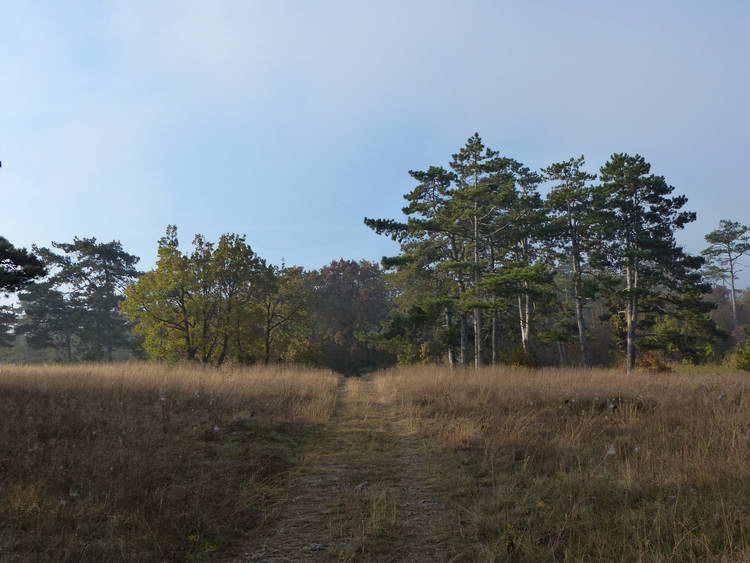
[{"x1": 2, "y1": 1, "x2": 749, "y2": 284}]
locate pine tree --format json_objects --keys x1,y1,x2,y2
[
  {"x1": 702, "y1": 220, "x2": 750, "y2": 330},
  {"x1": 494, "y1": 161, "x2": 547, "y2": 357},
  {"x1": 366, "y1": 165, "x2": 472, "y2": 365},
  {"x1": 0, "y1": 236, "x2": 45, "y2": 293},
  {"x1": 34, "y1": 238, "x2": 141, "y2": 360},
  {"x1": 592, "y1": 153, "x2": 703, "y2": 374},
  {"x1": 17, "y1": 282, "x2": 86, "y2": 361},
  {"x1": 449, "y1": 133, "x2": 500, "y2": 367},
  {"x1": 366, "y1": 134, "x2": 551, "y2": 366},
  {"x1": 0, "y1": 305, "x2": 18, "y2": 347},
  {"x1": 543, "y1": 156, "x2": 597, "y2": 365}
]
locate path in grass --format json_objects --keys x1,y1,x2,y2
[{"x1": 235, "y1": 377, "x2": 475, "y2": 562}]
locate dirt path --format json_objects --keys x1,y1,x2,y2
[{"x1": 234, "y1": 377, "x2": 475, "y2": 562}]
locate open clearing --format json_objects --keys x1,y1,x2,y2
[
  {"x1": 238, "y1": 377, "x2": 475, "y2": 562},
  {"x1": 3, "y1": 364, "x2": 750, "y2": 562},
  {"x1": 242, "y1": 366, "x2": 750, "y2": 562}
]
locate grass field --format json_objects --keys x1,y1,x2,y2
[
  {"x1": 3, "y1": 363, "x2": 750, "y2": 562},
  {"x1": 0, "y1": 363, "x2": 338, "y2": 562},
  {"x1": 373, "y1": 366, "x2": 750, "y2": 562}
]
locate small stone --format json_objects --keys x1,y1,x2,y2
[
  {"x1": 303, "y1": 543, "x2": 329, "y2": 552},
  {"x1": 353, "y1": 481, "x2": 369, "y2": 492}
]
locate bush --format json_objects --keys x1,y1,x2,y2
[
  {"x1": 638, "y1": 351, "x2": 673, "y2": 373},
  {"x1": 504, "y1": 346, "x2": 538, "y2": 367},
  {"x1": 738, "y1": 331, "x2": 750, "y2": 371}
]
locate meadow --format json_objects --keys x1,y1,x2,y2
[
  {"x1": 0, "y1": 363, "x2": 338, "y2": 562},
  {"x1": 373, "y1": 366, "x2": 750, "y2": 562},
  {"x1": 3, "y1": 363, "x2": 750, "y2": 562}
]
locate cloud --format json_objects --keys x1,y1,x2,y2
[{"x1": 0, "y1": 1, "x2": 748, "y2": 283}]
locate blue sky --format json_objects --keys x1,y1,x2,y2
[{"x1": 2, "y1": 1, "x2": 749, "y2": 284}]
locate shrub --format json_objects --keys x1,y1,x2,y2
[
  {"x1": 637, "y1": 350, "x2": 673, "y2": 373},
  {"x1": 738, "y1": 331, "x2": 750, "y2": 371}
]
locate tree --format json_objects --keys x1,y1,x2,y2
[
  {"x1": 209, "y1": 233, "x2": 267, "y2": 365},
  {"x1": 34, "y1": 238, "x2": 141, "y2": 360},
  {"x1": 486, "y1": 159, "x2": 547, "y2": 358},
  {"x1": 639, "y1": 293, "x2": 724, "y2": 365},
  {"x1": 311, "y1": 259, "x2": 392, "y2": 374},
  {"x1": 368, "y1": 134, "x2": 556, "y2": 367},
  {"x1": 0, "y1": 305, "x2": 18, "y2": 347},
  {"x1": 121, "y1": 226, "x2": 268, "y2": 365},
  {"x1": 366, "y1": 165, "x2": 470, "y2": 365},
  {"x1": 449, "y1": 133, "x2": 501, "y2": 367},
  {"x1": 702, "y1": 220, "x2": 750, "y2": 330},
  {"x1": 255, "y1": 264, "x2": 316, "y2": 364},
  {"x1": 122, "y1": 226, "x2": 198, "y2": 361},
  {"x1": 542, "y1": 156, "x2": 597, "y2": 365},
  {"x1": 17, "y1": 282, "x2": 85, "y2": 361},
  {"x1": 0, "y1": 236, "x2": 45, "y2": 294},
  {"x1": 592, "y1": 153, "x2": 703, "y2": 374}
]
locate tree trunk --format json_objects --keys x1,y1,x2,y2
[
  {"x1": 473, "y1": 308, "x2": 482, "y2": 369},
  {"x1": 626, "y1": 297, "x2": 636, "y2": 375},
  {"x1": 264, "y1": 329, "x2": 272, "y2": 364},
  {"x1": 65, "y1": 334, "x2": 72, "y2": 363},
  {"x1": 473, "y1": 210, "x2": 482, "y2": 369},
  {"x1": 571, "y1": 234, "x2": 589, "y2": 365},
  {"x1": 518, "y1": 295, "x2": 525, "y2": 353},
  {"x1": 729, "y1": 258, "x2": 739, "y2": 329},
  {"x1": 625, "y1": 265, "x2": 638, "y2": 375},
  {"x1": 216, "y1": 334, "x2": 228, "y2": 367},
  {"x1": 459, "y1": 313, "x2": 469, "y2": 365},
  {"x1": 573, "y1": 287, "x2": 588, "y2": 365},
  {"x1": 445, "y1": 309, "x2": 454, "y2": 367},
  {"x1": 518, "y1": 292, "x2": 530, "y2": 354},
  {"x1": 184, "y1": 322, "x2": 196, "y2": 361},
  {"x1": 491, "y1": 311, "x2": 498, "y2": 364},
  {"x1": 524, "y1": 292, "x2": 530, "y2": 350}
]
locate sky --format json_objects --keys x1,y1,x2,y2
[{"x1": 2, "y1": 1, "x2": 749, "y2": 285}]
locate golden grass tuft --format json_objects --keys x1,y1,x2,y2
[
  {"x1": 0, "y1": 362, "x2": 338, "y2": 562},
  {"x1": 373, "y1": 365, "x2": 750, "y2": 562}
]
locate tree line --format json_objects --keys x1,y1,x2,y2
[
  {"x1": 1, "y1": 133, "x2": 749, "y2": 372},
  {"x1": 0, "y1": 230, "x2": 391, "y2": 373}
]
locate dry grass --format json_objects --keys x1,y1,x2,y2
[
  {"x1": 373, "y1": 365, "x2": 750, "y2": 562},
  {"x1": 0, "y1": 362, "x2": 338, "y2": 562}
]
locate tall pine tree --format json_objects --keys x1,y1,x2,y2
[
  {"x1": 702, "y1": 220, "x2": 750, "y2": 330},
  {"x1": 592, "y1": 154, "x2": 703, "y2": 374},
  {"x1": 543, "y1": 156, "x2": 597, "y2": 365}
]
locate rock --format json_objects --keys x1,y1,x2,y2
[{"x1": 302, "y1": 543, "x2": 329, "y2": 552}]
